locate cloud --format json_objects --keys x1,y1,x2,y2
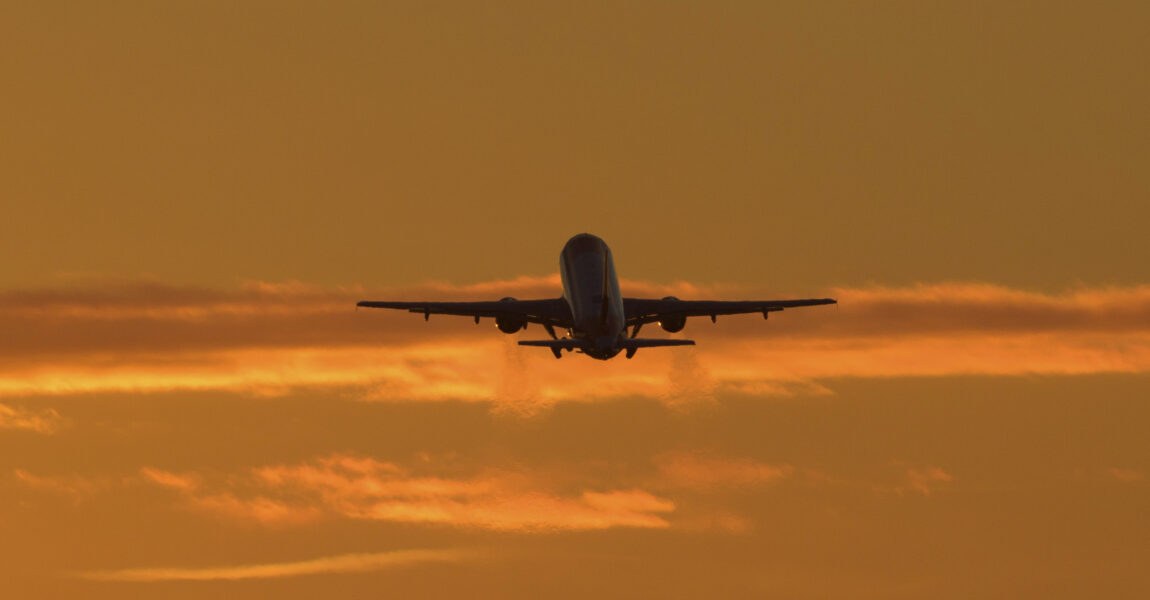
[
  {"x1": 0, "y1": 402, "x2": 63, "y2": 433},
  {"x1": 27, "y1": 450, "x2": 954, "y2": 538},
  {"x1": 654, "y1": 452, "x2": 793, "y2": 491},
  {"x1": 76, "y1": 548, "x2": 475, "y2": 582},
  {"x1": 12, "y1": 469, "x2": 108, "y2": 499},
  {"x1": 903, "y1": 466, "x2": 954, "y2": 496},
  {"x1": 1105, "y1": 467, "x2": 1145, "y2": 483},
  {"x1": 139, "y1": 467, "x2": 199, "y2": 492},
  {"x1": 2, "y1": 278, "x2": 1149, "y2": 409},
  {"x1": 874, "y1": 466, "x2": 954, "y2": 498},
  {"x1": 142, "y1": 454, "x2": 674, "y2": 532}
]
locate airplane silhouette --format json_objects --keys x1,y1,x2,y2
[{"x1": 358, "y1": 233, "x2": 836, "y2": 360}]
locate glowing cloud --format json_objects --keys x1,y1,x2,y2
[
  {"x1": 868, "y1": 465, "x2": 955, "y2": 498},
  {"x1": 142, "y1": 454, "x2": 675, "y2": 532},
  {"x1": 11, "y1": 469, "x2": 107, "y2": 498},
  {"x1": 3, "y1": 279, "x2": 1149, "y2": 410},
  {"x1": 654, "y1": 452, "x2": 793, "y2": 490},
  {"x1": 76, "y1": 548, "x2": 475, "y2": 582},
  {"x1": 902, "y1": 466, "x2": 954, "y2": 497},
  {"x1": 0, "y1": 402, "x2": 63, "y2": 433},
  {"x1": 1105, "y1": 467, "x2": 1145, "y2": 483}
]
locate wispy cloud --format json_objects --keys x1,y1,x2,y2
[
  {"x1": 654, "y1": 452, "x2": 793, "y2": 491},
  {"x1": 22, "y1": 451, "x2": 957, "y2": 537},
  {"x1": 76, "y1": 548, "x2": 475, "y2": 582},
  {"x1": 2, "y1": 278, "x2": 1149, "y2": 409},
  {"x1": 866, "y1": 465, "x2": 955, "y2": 498},
  {"x1": 0, "y1": 402, "x2": 63, "y2": 433},
  {"x1": 901, "y1": 466, "x2": 954, "y2": 497},
  {"x1": 12, "y1": 469, "x2": 108, "y2": 499},
  {"x1": 1105, "y1": 467, "x2": 1145, "y2": 483},
  {"x1": 142, "y1": 454, "x2": 674, "y2": 532}
]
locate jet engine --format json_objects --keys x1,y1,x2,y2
[
  {"x1": 658, "y1": 296, "x2": 686, "y2": 333},
  {"x1": 495, "y1": 297, "x2": 527, "y2": 333}
]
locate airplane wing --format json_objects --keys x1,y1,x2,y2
[
  {"x1": 622, "y1": 297, "x2": 836, "y2": 327},
  {"x1": 356, "y1": 298, "x2": 573, "y2": 329}
]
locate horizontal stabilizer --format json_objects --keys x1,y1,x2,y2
[
  {"x1": 517, "y1": 338, "x2": 695, "y2": 350},
  {"x1": 518, "y1": 339, "x2": 587, "y2": 350},
  {"x1": 618, "y1": 338, "x2": 695, "y2": 348}
]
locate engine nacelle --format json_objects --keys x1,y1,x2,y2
[
  {"x1": 495, "y1": 297, "x2": 526, "y2": 333},
  {"x1": 658, "y1": 296, "x2": 686, "y2": 333}
]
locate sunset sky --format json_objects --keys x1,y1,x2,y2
[{"x1": 2, "y1": 2, "x2": 1148, "y2": 598}]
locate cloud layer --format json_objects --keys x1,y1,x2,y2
[
  {"x1": 3, "y1": 278, "x2": 1149, "y2": 408},
  {"x1": 15, "y1": 451, "x2": 942, "y2": 539},
  {"x1": 141, "y1": 454, "x2": 675, "y2": 532}
]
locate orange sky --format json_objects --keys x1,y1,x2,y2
[{"x1": 1, "y1": 2, "x2": 1148, "y2": 599}]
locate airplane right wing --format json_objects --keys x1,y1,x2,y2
[{"x1": 622, "y1": 297, "x2": 836, "y2": 327}]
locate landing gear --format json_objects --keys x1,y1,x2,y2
[
  {"x1": 550, "y1": 347, "x2": 562, "y2": 359},
  {"x1": 625, "y1": 347, "x2": 637, "y2": 359}
]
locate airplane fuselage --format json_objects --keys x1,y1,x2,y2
[{"x1": 559, "y1": 233, "x2": 626, "y2": 359}]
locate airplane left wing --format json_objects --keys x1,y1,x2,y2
[
  {"x1": 622, "y1": 297, "x2": 836, "y2": 327},
  {"x1": 356, "y1": 298, "x2": 573, "y2": 329}
]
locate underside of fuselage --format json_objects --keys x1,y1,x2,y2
[{"x1": 559, "y1": 233, "x2": 626, "y2": 359}]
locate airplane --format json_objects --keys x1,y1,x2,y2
[{"x1": 357, "y1": 233, "x2": 836, "y2": 360}]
